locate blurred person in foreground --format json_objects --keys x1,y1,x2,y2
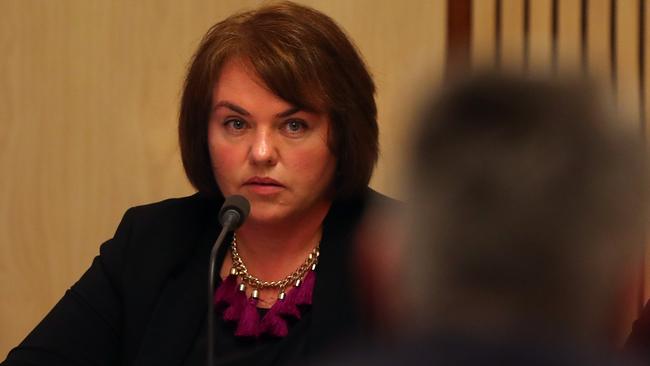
[{"x1": 350, "y1": 75, "x2": 647, "y2": 365}]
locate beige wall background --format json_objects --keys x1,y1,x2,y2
[{"x1": 0, "y1": 0, "x2": 446, "y2": 355}]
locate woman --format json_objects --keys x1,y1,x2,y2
[{"x1": 3, "y1": 2, "x2": 388, "y2": 365}]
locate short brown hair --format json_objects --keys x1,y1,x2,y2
[{"x1": 179, "y1": 1, "x2": 378, "y2": 199}]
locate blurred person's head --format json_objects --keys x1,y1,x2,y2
[{"x1": 404, "y1": 75, "x2": 647, "y2": 344}]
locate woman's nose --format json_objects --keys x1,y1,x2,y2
[{"x1": 249, "y1": 130, "x2": 278, "y2": 166}]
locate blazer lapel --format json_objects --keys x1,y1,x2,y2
[
  {"x1": 307, "y1": 194, "x2": 367, "y2": 356},
  {"x1": 132, "y1": 214, "x2": 220, "y2": 366}
]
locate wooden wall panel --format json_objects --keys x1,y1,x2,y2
[
  {"x1": 557, "y1": 0, "x2": 582, "y2": 73},
  {"x1": 0, "y1": 0, "x2": 445, "y2": 355},
  {"x1": 616, "y1": 0, "x2": 641, "y2": 127},
  {"x1": 502, "y1": 0, "x2": 526, "y2": 71},
  {"x1": 587, "y1": 0, "x2": 612, "y2": 87},
  {"x1": 472, "y1": 0, "x2": 497, "y2": 69},
  {"x1": 529, "y1": 0, "x2": 553, "y2": 74},
  {"x1": 471, "y1": 0, "x2": 553, "y2": 73}
]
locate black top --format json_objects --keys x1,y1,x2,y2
[
  {"x1": 184, "y1": 304, "x2": 312, "y2": 366},
  {"x1": 3, "y1": 189, "x2": 391, "y2": 366},
  {"x1": 182, "y1": 232, "x2": 312, "y2": 366}
]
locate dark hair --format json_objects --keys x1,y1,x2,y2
[
  {"x1": 408, "y1": 75, "x2": 646, "y2": 339},
  {"x1": 179, "y1": 1, "x2": 378, "y2": 199}
]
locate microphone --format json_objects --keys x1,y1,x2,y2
[
  {"x1": 218, "y1": 195, "x2": 250, "y2": 230},
  {"x1": 207, "y1": 195, "x2": 250, "y2": 366}
]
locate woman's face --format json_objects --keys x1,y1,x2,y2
[{"x1": 208, "y1": 59, "x2": 337, "y2": 223}]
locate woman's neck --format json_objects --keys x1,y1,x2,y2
[{"x1": 232, "y1": 200, "x2": 331, "y2": 281}]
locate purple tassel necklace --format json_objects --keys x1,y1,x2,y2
[{"x1": 214, "y1": 233, "x2": 319, "y2": 338}]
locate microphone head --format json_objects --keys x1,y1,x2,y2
[{"x1": 219, "y1": 195, "x2": 251, "y2": 229}]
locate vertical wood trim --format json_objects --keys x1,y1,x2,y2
[
  {"x1": 639, "y1": 1, "x2": 650, "y2": 305},
  {"x1": 524, "y1": 0, "x2": 531, "y2": 72},
  {"x1": 638, "y1": 0, "x2": 647, "y2": 314},
  {"x1": 496, "y1": 0, "x2": 503, "y2": 68},
  {"x1": 611, "y1": 0, "x2": 618, "y2": 100},
  {"x1": 447, "y1": 0, "x2": 472, "y2": 78},
  {"x1": 581, "y1": 0, "x2": 589, "y2": 73},
  {"x1": 551, "y1": 0, "x2": 559, "y2": 73},
  {"x1": 640, "y1": 0, "x2": 646, "y2": 138}
]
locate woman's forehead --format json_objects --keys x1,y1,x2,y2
[
  {"x1": 211, "y1": 60, "x2": 327, "y2": 120},
  {"x1": 212, "y1": 57, "x2": 327, "y2": 113}
]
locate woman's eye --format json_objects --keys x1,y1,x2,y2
[
  {"x1": 283, "y1": 119, "x2": 308, "y2": 134},
  {"x1": 224, "y1": 118, "x2": 247, "y2": 133}
]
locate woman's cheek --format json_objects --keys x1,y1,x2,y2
[
  {"x1": 210, "y1": 141, "x2": 242, "y2": 194},
  {"x1": 295, "y1": 147, "x2": 335, "y2": 183}
]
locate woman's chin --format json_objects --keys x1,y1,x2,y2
[
  {"x1": 233, "y1": 195, "x2": 330, "y2": 226},
  {"x1": 245, "y1": 205, "x2": 292, "y2": 224}
]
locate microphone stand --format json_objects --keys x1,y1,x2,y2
[{"x1": 207, "y1": 211, "x2": 242, "y2": 366}]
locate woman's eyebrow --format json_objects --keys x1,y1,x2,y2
[
  {"x1": 212, "y1": 102, "x2": 302, "y2": 118},
  {"x1": 213, "y1": 101, "x2": 250, "y2": 116},
  {"x1": 276, "y1": 107, "x2": 301, "y2": 118}
]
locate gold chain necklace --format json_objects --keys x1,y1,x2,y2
[{"x1": 229, "y1": 233, "x2": 319, "y2": 299}]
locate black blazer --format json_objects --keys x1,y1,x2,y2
[{"x1": 3, "y1": 189, "x2": 387, "y2": 366}]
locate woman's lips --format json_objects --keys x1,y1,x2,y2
[{"x1": 243, "y1": 177, "x2": 285, "y2": 194}]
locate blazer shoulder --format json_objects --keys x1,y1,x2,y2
[
  {"x1": 121, "y1": 193, "x2": 219, "y2": 232},
  {"x1": 127, "y1": 192, "x2": 213, "y2": 217},
  {"x1": 108, "y1": 193, "x2": 220, "y2": 264},
  {"x1": 364, "y1": 187, "x2": 402, "y2": 209}
]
